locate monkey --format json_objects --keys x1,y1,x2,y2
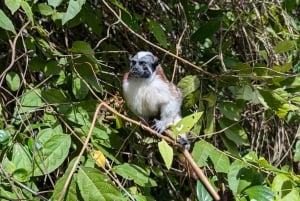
[{"x1": 122, "y1": 51, "x2": 189, "y2": 148}]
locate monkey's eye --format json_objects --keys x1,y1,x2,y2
[
  {"x1": 139, "y1": 61, "x2": 146, "y2": 66},
  {"x1": 131, "y1": 61, "x2": 136, "y2": 65}
]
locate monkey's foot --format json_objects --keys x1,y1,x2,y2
[{"x1": 177, "y1": 134, "x2": 191, "y2": 150}]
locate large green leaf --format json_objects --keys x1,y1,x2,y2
[
  {"x1": 33, "y1": 134, "x2": 71, "y2": 176},
  {"x1": 0, "y1": 9, "x2": 16, "y2": 34},
  {"x1": 147, "y1": 19, "x2": 168, "y2": 48},
  {"x1": 60, "y1": 100, "x2": 97, "y2": 126},
  {"x1": 228, "y1": 162, "x2": 248, "y2": 195},
  {"x1": 177, "y1": 75, "x2": 200, "y2": 97},
  {"x1": 70, "y1": 41, "x2": 94, "y2": 55},
  {"x1": 192, "y1": 141, "x2": 211, "y2": 167},
  {"x1": 274, "y1": 40, "x2": 295, "y2": 54},
  {"x1": 196, "y1": 180, "x2": 213, "y2": 201},
  {"x1": 244, "y1": 186, "x2": 274, "y2": 201},
  {"x1": 257, "y1": 88, "x2": 296, "y2": 118},
  {"x1": 14, "y1": 89, "x2": 44, "y2": 121},
  {"x1": 191, "y1": 20, "x2": 220, "y2": 43},
  {"x1": 48, "y1": 0, "x2": 63, "y2": 8},
  {"x1": 72, "y1": 75, "x2": 89, "y2": 100},
  {"x1": 38, "y1": 3, "x2": 54, "y2": 16},
  {"x1": 42, "y1": 88, "x2": 69, "y2": 104},
  {"x1": 172, "y1": 112, "x2": 203, "y2": 137},
  {"x1": 5, "y1": 0, "x2": 21, "y2": 14},
  {"x1": 218, "y1": 101, "x2": 241, "y2": 121},
  {"x1": 192, "y1": 141, "x2": 230, "y2": 173},
  {"x1": 228, "y1": 160, "x2": 259, "y2": 196},
  {"x1": 158, "y1": 140, "x2": 173, "y2": 170},
  {"x1": 52, "y1": 157, "x2": 81, "y2": 201},
  {"x1": 20, "y1": 1, "x2": 33, "y2": 22},
  {"x1": 272, "y1": 174, "x2": 300, "y2": 201},
  {"x1": 77, "y1": 167, "x2": 123, "y2": 201},
  {"x1": 113, "y1": 163, "x2": 157, "y2": 187},
  {"x1": 12, "y1": 144, "x2": 32, "y2": 172},
  {"x1": 62, "y1": 0, "x2": 86, "y2": 25},
  {"x1": 218, "y1": 118, "x2": 248, "y2": 146},
  {"x1": 74, "y1": 61, "x2": 102, "y2": 93}
]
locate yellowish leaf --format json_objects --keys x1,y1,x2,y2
[{"x1": 92, "y1": 150, "x2": 106, "y2": 168}]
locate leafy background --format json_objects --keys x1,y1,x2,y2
[{"x1": 0, "y1": 0, "x2": 300, "y2": 200}]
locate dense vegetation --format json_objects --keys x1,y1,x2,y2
[{"x1": 0, "y1": 0, "x2": 300, "y2": 200}]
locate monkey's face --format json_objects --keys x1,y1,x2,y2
[{"x1": 129, "y1": 51, "x2": 159, "y2": 78}]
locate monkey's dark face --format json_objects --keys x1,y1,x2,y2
[{"x1": 129, "y1": 51, "x2": 159, "y2": 78}]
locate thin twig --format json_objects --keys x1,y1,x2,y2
[
  {"x1": 101, "y1": 0, "x2": 214, "y2": 77},
  {"x1": 171, "y1": 2, "x2": 188, "y2": 82},
  {"x1": 57, "y1": 103, "x2": 103, "y2": 201},
  {"x1": 0, "y1": 21, "x2": 31, "y2": 86},
  {"x1": 75, "y1": 69, "x2": 220, "y2": 200}
]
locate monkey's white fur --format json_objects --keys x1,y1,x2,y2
[{"x1": 123, "y1": 51, "x2": 183, "y2": 133}]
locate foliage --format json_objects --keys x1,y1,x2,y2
[{"x1": 0, "y1": 0, "x2": 300, "y2": 200}]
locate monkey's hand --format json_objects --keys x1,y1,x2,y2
[{"x1": 152, "y1": 119, "x2": 167, "y2": 133}]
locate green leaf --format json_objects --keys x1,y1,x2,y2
[
  {"x1": 294, "y1": 141, "x2": 300, "y2": 162},
  {"x1": 52, "y1": 157, "x2": 80, "y2": 201},
  {"x1": 71, "y1": 41, "x2": 94, "y2": 55},
  {"x1": 113, "y1": 163, "x2": 157, "y2": 187},
  {"x1": 77, "y1": 167, "x2": 123, "y2": 201},
  {"x1": 172, "y1": 112, "x2": 203, "y2": 137},
  {"x1": 192, "y1": 141, "x2": 211, "y2": 167},
  {"x1": 178, "y1": 75, "x2": 200, "y2": 97},
  {"x1": 13, "y1": 168, "x2": 31, "y2": 182},
  {"x1": 44, "y1": 60, "x2": 61, "y2": 76},
  {"x1": 209, "y1": 149, "x2": 230, "y2": 173},
  {"x1": 38, "y1": 3, "x2": 54, "y2": 16},
  {"x1": 20, "y1": 1, "x2": 34, "y2": 22},
  {"x1": 196, "y1": 180, "x2": 213, "y2": 201},
  {"x1": 273, "y1": 62, "x2": 292, "y2": 73},
  {"x1": 5, "y1": 0, "x2": 21, "y2": 14},
  {"x1": 33, "y1": 134, "x2": 71, "y2": 176},
  {"x1": 61, "y1": 100, "x2": 97, "y2": 126},
  {"x1": 15, "y1": 89, "x2": 44, "y2": 114},
  {"x1": 74, "y1": 62, "x2": 102, "y2": 93},
  {"x1": 204, "y1": 106, "x2": 215, "y2": 135},
  {"x1": 109, "y1": 0, "x2": 131, "y2": 16},
  {"x1": 192, "y1": 141, "x2": 230, "y2": 173},
  {"x1": 0, "y1": 187, "x2": 18, "y2": 200},
  {"x1": 5, "y1": 72, "x2": 21, "y2": 91},
  {"x1": 72, "y1": 75, "x2": 89, "y2": 100},
  {"x1": 274, "y1": 40, "x2": 295, "y2": 54},
  {"x1": 48, "y1": 0, "x2": 63, "y2": 8},
  {"x1": 218, "y1": 118, "x2": 248, "y2": 146},
  {"x1": 258, "y1": 88, "x2": 293, "y2": 118},
  {"x1": 272, "y1": 174, "x2": 300, "y2": 201},
  {"x1": 12, "y1": 144, "x2": 32, "y2": 173},
  {"x1": 2, "y1": 157, "x2": 16, "y2": 174},
  {"x1": 228, "y1": 160, "x2": 251, "y2": 195},
  {"x1": 42, "y1": 88, "x2": 69, "y2": 104},
  {"x1": 219, "y1": 101, "x2": 241, "y2": 121},
  {"x1": 237, "y1": 85, "x2": 261, "y2": 104},
  {"x1": 62, "y1": 0, "x2": 86, "y2": 25},
  {"x1": 147, "y1": 19, "x2": 168, "y2": 48},
  {"x1": 158, "y1": 140, "x2": 173, "y2": 170},
  {"x1": 0, "y1": 130, "x2": 10, "y2": 145},
  {"x1": 0, "y1": 9, "x2": 16, "y2": 34},
  {"x1": 244, "y1": 186, "x2": 274, "y2": 201},
  {"x1": 191, "y1": 20, "x2": 220, "y2": 43}
]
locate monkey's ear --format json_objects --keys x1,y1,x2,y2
[
  {"x1": 152, "y1": 56, "x2": 160, "y2": 70},
  {"x1": 129, "y1": 55, "x2": 133, "y2": 61}
]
